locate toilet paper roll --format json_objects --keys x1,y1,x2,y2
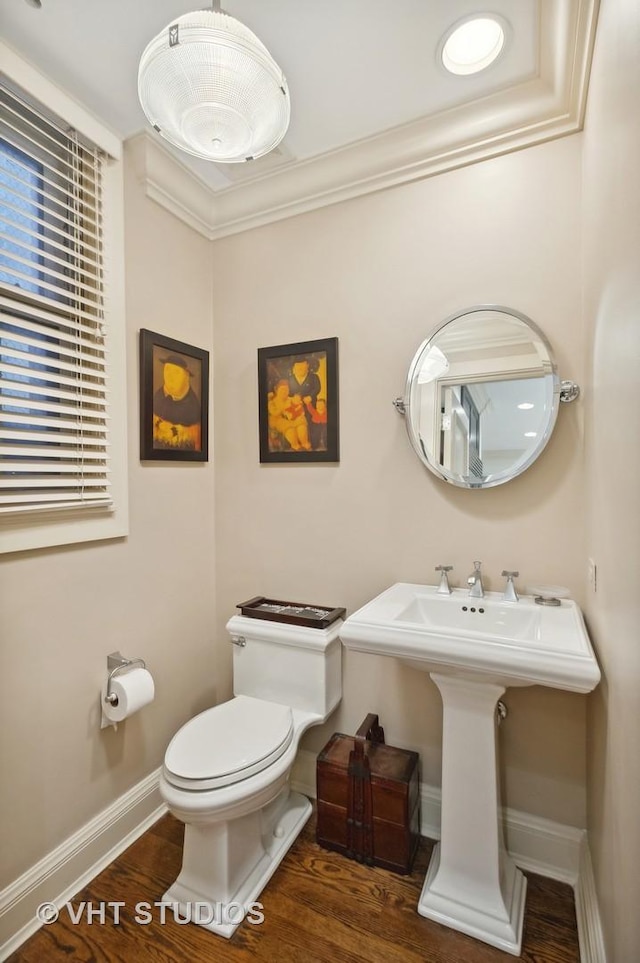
[{"x1": 101, "y1": 667, "x2": 155, "y2": 727}]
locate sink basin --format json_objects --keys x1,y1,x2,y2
[
  {"x1": 340, "y1": 582, "x2": 600, "y2": 692},
  {"x1": 340, "y1": 581, "x2": 600, "y2": 956},
  {"x1": 396, "y1": 594, "x2": 538, "y2": 638}
]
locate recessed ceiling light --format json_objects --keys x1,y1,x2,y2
[
  {"x1": 441, "y1": 16, "x2": 506, "y2": 76},
  {"x1": 518, "y1": 402, "x2": 535, "y2": 410}
]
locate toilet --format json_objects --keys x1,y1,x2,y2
[{"x1": 159, "y1": 611, "x2": 343, "y2": 938}]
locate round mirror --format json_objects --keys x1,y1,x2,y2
[{"x1": 403, "y1": 306, "x2": 560, "y2": 488}]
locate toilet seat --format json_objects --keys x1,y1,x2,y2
[{"x1": 164, "y1": 695, "x2": 294, "y2": 791}]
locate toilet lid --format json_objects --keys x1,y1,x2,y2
[{"x1": 164, "y1": 695, "x2": 294, "y2": 791}]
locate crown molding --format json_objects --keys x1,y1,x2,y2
[
  {"x1": 130, "y1": 0, "x2": 599, "y2": 241},
  {"x1": 126, "y1": 133, "x2": 215, "y2": 239}
]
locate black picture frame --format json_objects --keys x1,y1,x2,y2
[
  {"x1": 257, "y1": 337, "x2": 339, "y2": 463},
  {"x1": 139, "y1": 329, "x2": 209, "y2": 462}
]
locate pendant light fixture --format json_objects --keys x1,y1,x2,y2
[{"x1": 137, "y1": 2, "x2": 290, "y2": 164}]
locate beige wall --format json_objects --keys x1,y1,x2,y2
[
  {"x1": 212, "y1": 134, "x2": 590, "y2": 827},
  {"x1": 0, "y1": 144, "x2": 217, "y2": 887},
  {"x1": 582, "y1": 0, "x2": 640, "y2": 959}
]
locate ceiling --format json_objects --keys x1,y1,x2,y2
[{"x1": 0, "y1": 0, "x2": 599, "y2": 237}]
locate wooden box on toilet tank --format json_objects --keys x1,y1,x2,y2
[{"x1": 316, "y1": 714, "x2": 420, "y2": 875}]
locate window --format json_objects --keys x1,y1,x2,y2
[
  {"x1": 0, "y1": 139, "x2": 44, "y2": 295},
  {"x1": 0, "y1": 67, "x2": 127, "y2": 553}
]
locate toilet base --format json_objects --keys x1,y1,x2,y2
[{"x1": 163, "y1": 789, "x2": 312, "y2": 938}]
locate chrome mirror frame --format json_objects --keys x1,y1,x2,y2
[{"x1": 394, "y1": 305, "x2": 579, "y2": 489}]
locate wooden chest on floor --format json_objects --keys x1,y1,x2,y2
[{"x1": 316, "y1": 714, "x2": 420, "y2": 875}]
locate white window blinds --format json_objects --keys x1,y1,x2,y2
[{"x1": 0, "y1": 79, "x2": 111, "y2": 516}]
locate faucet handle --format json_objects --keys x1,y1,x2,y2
[
  {"x1": 501, "y1": 570, "x2": 520, "y2": 602},
  {"x1": 435, "y1": 565, "x2": 453, "y2": 595}
]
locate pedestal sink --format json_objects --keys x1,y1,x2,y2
[{"x1": 339, "y1": 583, "x2": 600, "y2": 956}]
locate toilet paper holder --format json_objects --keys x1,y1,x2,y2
[{"x1": 105, "y1": 651, "x2": 147, "y2": 707}]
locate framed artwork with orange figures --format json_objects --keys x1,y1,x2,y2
[
  {"x1": 257, "y1": 337, "x2": 339, "y2": 463},
  {"x1": 140, "y1": 329, "x2": 209, "y2": 461}
]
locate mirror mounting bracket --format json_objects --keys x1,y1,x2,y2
[
  {"x1": 393, "y1": 381, "x2": 580, "y2": 411},
  {"x1": 560, "y1": 380, "x2": 580, "y2": 403}
]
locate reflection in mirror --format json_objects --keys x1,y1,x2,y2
[{"x1": 404, "y1": 307, "x2": 561, "y2": 488}]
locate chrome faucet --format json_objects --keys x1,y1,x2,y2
[
  {"x1": 501, "y1": 570, "x2": 520, "y2": 602},
  {"x1": 467, "y1": 560, "x2": 484, "y2": 598},
  {"x1": 435, "y1": 565, "x2": 453, "y2": 595}
]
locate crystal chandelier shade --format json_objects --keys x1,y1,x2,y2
[{"x1": 138, "y1": 10, "x2": 290, "y2": 163}]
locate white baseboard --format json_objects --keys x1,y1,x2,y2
[
  {"x1": 575, "y1": 836, "x2": 607, "y2": 963},
  {"x1": 503, "y1": 806, "x2": 584, "y2": 884},
  {"x1": 292, "y1": 748, "x2": 604, "y2": 960},
  {"x1": 0, "y1": 768, "x2": 166, "y2": 962},
  {"x1": 1, "y1": 750, "x2": 606, "y2": 963}
]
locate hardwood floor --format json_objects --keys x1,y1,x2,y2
[{"x1": 8, "y1": 812, "x2": 580, "y2": 963}]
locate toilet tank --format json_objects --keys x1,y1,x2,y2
[{"x1": 226, "y1": 614, "x2": 342, "y2": 719}]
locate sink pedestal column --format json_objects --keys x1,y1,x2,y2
[{"x1": 417, "y1": 673, "x2": 526, "y2": 956}]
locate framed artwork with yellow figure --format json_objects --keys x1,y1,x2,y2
[
  {"x1": 258, "y1": 337, "x2": 339, "y2": 463},
  {"x1": 140, "y1": 329, "x2": 209, "y2": 461}
]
